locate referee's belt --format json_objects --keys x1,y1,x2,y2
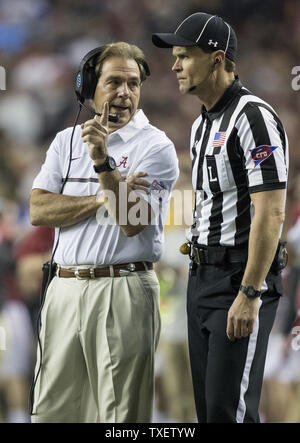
[
  {"x1": 191, "y1": 245, "x2": 248, "y2": 266},
  {"x1": 57, "y1": 261, "x2": 153, "y2": 279}
]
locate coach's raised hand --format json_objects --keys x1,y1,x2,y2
[{"x1": 81, "y1": 101, "x2": 109, "y2": 164}]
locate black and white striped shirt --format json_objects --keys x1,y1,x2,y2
[{"x1": 190, "y1": 76, "x2": 289, "y2": 247}]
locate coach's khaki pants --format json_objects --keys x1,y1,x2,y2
[{"x1": 31, "y1": 269, "x2": 161, "y2": 423}]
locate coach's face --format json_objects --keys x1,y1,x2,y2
[
  {"x1": 172, "y1": 46, "x2": 213, "y2": 94},
  {"x1": 94, "y1": 56, "x2": 141, "y2": 131}
]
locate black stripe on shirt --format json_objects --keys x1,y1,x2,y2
[
  {"x1": 218, "y1": 88, "x2": 252, "y2": 130},
  {"x1": 235, "y1": 100, "x2": 287, "y2": 159},
  {"x1": 192, "y1": 120, "x2": 205, "y2": 169},
  {"x1": 206, "y1": 153, "x2": 223, "y2": 245},
  {"x1": 196, "y1": 120, "x2": 212, "y2": 190},
  {"x1": 231, "y1": 132, "x2": 252, "y2": 246},
  {"x1": 248, "y1": 181, "x2": 286, "y2": 194},
  {"x1": 191, "y1": 120, "x2": 205, "y2": 227},
  {"x1": 251, "y1": 102, "x2": 287, "y2": 157}
]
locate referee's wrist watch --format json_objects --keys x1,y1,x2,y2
[
  {"x1": 93, "y1": 156, "x2": 116, "y2": 173},
  {"x1": 239, "y1": 284, "x2": 261, "y2": 299}
]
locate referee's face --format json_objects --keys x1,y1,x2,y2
[
  {"x1": 172, "y1": 46, "x2": 213, "y2": 94},
  {"x1": 94, "y1": 56, "x2": 141, "y2": 130}
]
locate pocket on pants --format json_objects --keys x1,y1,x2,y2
[
  {"x1": 134, "y1": 271, "x2": 161, "y2": 349},
  {"x1": 134, "y1": 271, "x2": 160, "y2": 313}
]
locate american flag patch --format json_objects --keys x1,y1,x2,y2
[{"x1": 213, "y1": 131, "x2": 226, "y2": 147}]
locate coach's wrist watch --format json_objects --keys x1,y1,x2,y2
[
  {"x1": 239, "y1": 284, "x2": 261, "y2": 299},
  {"x1": 93, "y1": 156, "x2": 116, "y2": 173}
]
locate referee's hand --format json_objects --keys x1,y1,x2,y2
[{"x1": 226, "y1": 293, "x2": 259, "y2": 341}]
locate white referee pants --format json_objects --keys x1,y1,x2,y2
[{"x1": 31, "y1": 269, "x2": 161, "y2": 423}]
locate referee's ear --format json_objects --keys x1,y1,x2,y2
[{"x1": 211, "y1": 50, "x2": 225, "y2": 69}]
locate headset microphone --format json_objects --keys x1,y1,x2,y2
[
  {"x1": 77, "y1": 98, "x2": 119, "y2": 123},
  {"x1": 96, "y1": 112, "x2": 119, "y2": 123}
]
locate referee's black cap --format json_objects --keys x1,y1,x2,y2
[{"x1": 152, "y1": 12, "x2": 237, "y2": 62}]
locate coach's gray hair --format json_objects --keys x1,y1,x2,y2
[{"x1": 94, "y1": 42, "x2": 148, "y2": 83}]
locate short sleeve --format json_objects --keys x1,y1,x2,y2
[
  {"x1": 32, "y1": 134, "x2": 63, "y2": 193},
  {"x1": 235, "y1": 104, "x2": 288, "y2": 194}
]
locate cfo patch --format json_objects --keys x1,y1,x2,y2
[{"x1": 250, "y1": 145, "x2": 278, "y2": 167}]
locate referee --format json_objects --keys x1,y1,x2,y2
[{"x1": 152, "y1": 13, "x2": 289, "y2": 423}]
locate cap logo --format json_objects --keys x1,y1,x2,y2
[{"x1": 208, "y1": 39, "x2": 218, "y2": 47}]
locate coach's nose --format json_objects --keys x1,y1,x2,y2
[{"x1": 117, "y1": 82, "x2": 130, "y2": 98}]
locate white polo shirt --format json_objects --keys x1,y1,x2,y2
[{"x1": 32, "y1": 109, "x2": 179, "y2": 266}]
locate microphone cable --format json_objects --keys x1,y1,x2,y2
[{"x1": 29, "y1": 103, "x2": 83, "y2": 415}]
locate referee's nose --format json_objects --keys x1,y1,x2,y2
[{"x1": 172, "y1": 58, "x2": 182, "y2": 72}]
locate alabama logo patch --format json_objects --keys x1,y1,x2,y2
[
  {"x1": 116, "y1": 156, "x2": 128, "y2": 168},
  {"x1": 250, "y1": 145, "x2": 278, "y2": 167}
]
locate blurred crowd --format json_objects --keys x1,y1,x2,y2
[{"x1": 0, "y1": 0, "x2": 300, "y2": 423}]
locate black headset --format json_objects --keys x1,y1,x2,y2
[
  {"x1": 75, "y1": 45, "x2": 151, "y2": 104},
  {"x1": 75, "y1": 46, "x2": 107, "y2": 103}
]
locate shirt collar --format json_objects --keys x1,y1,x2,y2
[
  {"x1": 202, "y1": 75, "x2": 243, "y2": 121},
  {"x1": 108, "y1": 109, "x2": 149, "y2": 143}
]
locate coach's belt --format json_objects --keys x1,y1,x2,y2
[
  {"x1": 191, "y1": 245, "x2": 248, "y2": 266},
  {"x1": 57, "y1": 261, "x2": 153, "y2": 279}
]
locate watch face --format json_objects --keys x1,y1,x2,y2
[
  {"x1": 248, "y1": 287, "x2": 255, "y2": 297},
  {"x1": 108, "y1": 157, "x2": 116, "y2": 169},
  {"x1": 240, "y1": 285, "x2": 260, "y2": 298}
]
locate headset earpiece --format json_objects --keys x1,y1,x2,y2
[
  {"x1": 75, "y1": 46, "x2": 107, "y2": 104},
  {"x1": 211, "y1": 57, "x2": 221, "y2": 72}
]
